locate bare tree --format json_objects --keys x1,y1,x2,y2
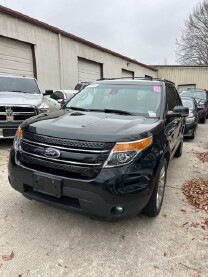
[{"x1": 176, "y1": 0, "x2": 208, "y2": 65}]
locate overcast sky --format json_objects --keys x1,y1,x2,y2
[{"x1": 0, "y1": 0, "x2": 201, "y2": 65}]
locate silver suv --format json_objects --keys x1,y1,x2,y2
[{"x1": 0, "y1": 75, "x2": 60, "y2": 138}]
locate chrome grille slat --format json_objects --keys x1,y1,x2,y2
[
  {"x1": 0, "y1": 105, "x2": 37, "y2": 122},
  {"x1": 21, "y1": 149, "x2": 102, "y2": 166},
  {"x1": 0, "y1": 112, "x2": 35, "y2": 115},
  {"x1": 20, "y1": 153, "x2": 93, "y2": 175}
]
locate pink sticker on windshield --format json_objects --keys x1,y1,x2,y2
[{"x1": 153, "y1": 86, "x2": 161, "y2": 93}]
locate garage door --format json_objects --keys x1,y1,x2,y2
[
  {"x1": 78, "y1": 58, "x2": 102, "y2": 82},
  {"x1": 122, "y1": 69, "x2": 134, "y2": 78},
  {"x1": 0, "y1": 36, "x2": 34, "y2": 77}
]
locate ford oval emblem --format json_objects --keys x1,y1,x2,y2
[{"x1": 43, "y1": 148, "x2": 60, "y2": 158}]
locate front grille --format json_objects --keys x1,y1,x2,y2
[
  {"x1": 19, "y1": 132, "x2": 114, "y2": 178},
  {"x1": 0, "y1": 106, "x2": 37, "y2": 122},
  {"x1": 23, "y1": 131, "x2": 113, "y2": 150}
]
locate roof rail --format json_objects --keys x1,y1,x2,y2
[{"x1": 96, "y1": 76, "x2": 175, "y2": 84}]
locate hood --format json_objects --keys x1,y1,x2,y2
[
  {"x1": 0, "y1": 91, "x2": 44, "y2": 107},
  {"x1": 23, "y1": 110, "x2": 162, "y2": 142}
]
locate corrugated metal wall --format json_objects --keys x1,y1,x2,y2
[
  {"x1": 0, "y1": 12, "x2": 156, "y2": 91},
  {"x1": 157, "y1": 66, "x2": 208, "y2": 90}
]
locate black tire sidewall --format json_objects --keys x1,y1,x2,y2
[{"x1": 143, "y1": 159, "x2": 167, "y2": 217}]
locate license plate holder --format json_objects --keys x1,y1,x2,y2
[{"x1": 33, "y1": 174, "x2": 62, "y2": 198}]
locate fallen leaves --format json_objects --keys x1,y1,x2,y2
[
  {"x1": 194, "y1": 151, "x2": 208, "y2": 163},
  {"x1": 202, "y1": 217, "x2": 208, "y2": 226},
  {"x1": 182, "y1": 218, "x2": 208, "y2": 230},
  {"x1": 190, "y1": 222, "x2": 200, "y2": 228},
  {"x1": 181, "y1": 179, "x2": 208, "y2": 212},
  {"x1": 2, "y1": 251, "x2": 14, "y2": 261}
]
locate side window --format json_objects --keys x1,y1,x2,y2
[
  {"x1": 173, "y1": 87, "x2": 182, "y2": 106},
  {"x1": 166, "y1": 85, "x2": 181, "y2": 111},
  {"x1": 166, "y1": 85, "x2": 175, "y2": 111},
  {"x1": 58, "y1": 91, "x2": 64, "y2": 99},
  {"x1": 50, "y1": 91, "x2": 59, "y2": 100}
]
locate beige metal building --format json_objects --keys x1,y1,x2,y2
[
  {"x1": 155, "y1": 65, "x2": 208, "y2": 91},
  {"x1": 0, "y1": 5, "x2": 156, "y2": 92}
]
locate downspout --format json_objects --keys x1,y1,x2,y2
[{"x1": 58, "y1": 33, "x2": 64, "y2": 89}]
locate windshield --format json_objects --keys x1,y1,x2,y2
[
  {"x1": 180, "y1": 90, "x2": 206, "y2": 100},
  {"x1": 182, "y1": 99, "x2": 194, "y2": 109},
  {"x1": 0, "y1": 76, "x2": 41, "y2": 94},
  {"x1": 66, "y1": 84, "x2": 162, "y2": 117}
]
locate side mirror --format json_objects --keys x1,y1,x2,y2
[
  {"x1": 44, "y1": 90, "x2": 53, "y2": 96},
  {"x1": 167, "y1": 106, "x2": 189, "y2": 117}
]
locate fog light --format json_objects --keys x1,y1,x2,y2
[{"x1": 111, "y1": 206, "x2": 124, "y2": 216}]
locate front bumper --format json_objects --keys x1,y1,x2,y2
[
  {"x1": 8, "y1": 149, "x2": 157, "y2": 219},
  {"x1": 0, "y1": 122, "x2": 22, "y2": 139}
]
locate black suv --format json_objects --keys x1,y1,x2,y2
[
  {"x1": 180, "y1": 89, "x2": 208, "y2": 123},
  {"x1": 8, "y1": 78, "x2": 188, "y2": 219}
]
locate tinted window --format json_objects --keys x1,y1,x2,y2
[
  {"x1": 57, "y1": 91, "x2": 64, "y2": 99},
  {"x1": 67, "y1": 84, "x2": 162, "y2": 117},
  {"x1": 74, "y1": 84, "x2": 83, "y2": 90},
  {"x1": 0, "y1": 76, "x2": 40, "y2": 94},
  {"x1": 166, "y1": 85, "x2": 181, "y2": 111}
]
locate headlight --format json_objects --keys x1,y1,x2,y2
[
  {"x1": 13, "y1": 128, "x2": 23, "y2": 151},
  {"x1": 103, "y1": 137, "x2": 153, "y2": 168},
  {"x1": 38, "y1": 107, "x2": 49, "y2": 114},
  {"x1": 186, "y1": 117, "x2": 195, "y2": 123}
]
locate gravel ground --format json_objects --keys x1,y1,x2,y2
[{"x1": 0, "y1": 123, "x2": 208, "y2": 277}]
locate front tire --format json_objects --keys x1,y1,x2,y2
[
  {"x1": 143, "y1": 159, "x2": 167, "y2": 217},
  {"x1": 174, "y1": 140, "x2": 183, "y2": 157},
  {"x1": 200, "y1": 114, "x2": 206, "y2": 124},
  {"x1": 190, "y1": 127, "x2": 196, "y2": 139}
]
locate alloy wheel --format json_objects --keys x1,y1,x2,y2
[{"x1": 156, "y1": 165, "x2": 166, "y2": 210}]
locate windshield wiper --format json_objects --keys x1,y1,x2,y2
[
  {"x1": 67, "y1": 106, "x2": 89, "y2": 112},
  {"x1": 89, "y1": 108, "x2": 134, "y2": 115}
]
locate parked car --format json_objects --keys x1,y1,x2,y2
[
  {"x1": 50, "y1": 90, "x2": 78, "y2": 106},
  {"x1": 180, "y1": 89, "x2": 208, "y2": 123},
  {"x1": 8, "y1": 78, "x2": 188, "y2": 219},
  {"x1": 0, "y1": 75, "x2": 59, "y2": 139},
  {"x1": 181, "y1": 96, "x2": 198, "y2": 139}
]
